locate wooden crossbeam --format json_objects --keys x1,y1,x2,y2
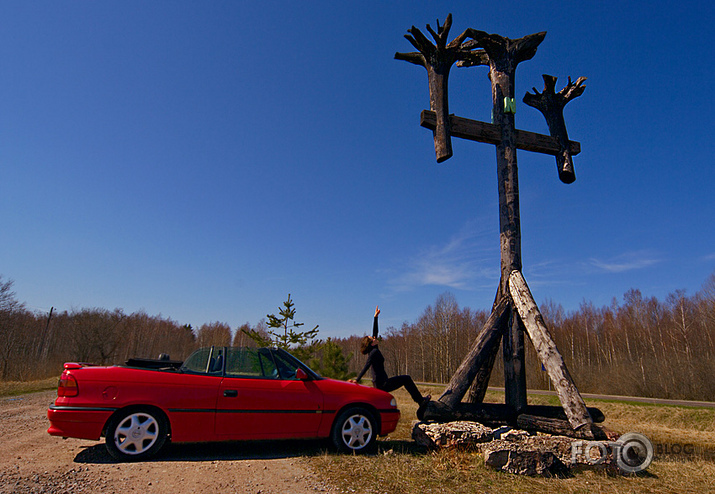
[{"x1": 420, "y1": 110, "x2": 581, "y2": 157}]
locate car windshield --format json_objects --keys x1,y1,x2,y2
[{"x1": 274, "y1": 348, "x2": 321, "y2": 380}]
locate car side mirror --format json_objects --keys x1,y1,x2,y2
[{"x1": 295, "y1": 368, "x2": 309, "y2": 380}]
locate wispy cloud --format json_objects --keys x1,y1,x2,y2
[
  {"x1": 388, "y1": 221, "x2": 498, "y2": 292},
  {"x1": 589, "y1": 251, "x2": 661, "y2": 273},
  {"x1": 524, "y1": 260, "x2": 583, "y2": 289}
]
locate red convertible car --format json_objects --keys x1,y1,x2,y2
[{"x1": 47, "y1": 346, "x2": 400, "y2": 460}]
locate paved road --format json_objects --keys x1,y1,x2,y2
[{"x1": 416, "y1": 383, "x2": 715, "y2": 408}]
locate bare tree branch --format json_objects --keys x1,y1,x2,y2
[{"x1": 393, "y1": 51, "x2": 425, "y2": 66}]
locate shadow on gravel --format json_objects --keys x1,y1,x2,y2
[
  {"x1": 74, "y1": 438, "x2": 425, "y2": 464},
  {"x1": 74, "y1": 439, "x2": 332, "y2": 464}
]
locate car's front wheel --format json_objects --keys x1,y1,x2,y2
[
  {"x1": 331, "y1": 407, "x2": 377, "y2": 454},
  {"x1": 105, "y1": 408, "x2": 168, "y2": 461}
]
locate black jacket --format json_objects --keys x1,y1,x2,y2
[{"x1": 355, "y1": 316, "x2": 388, "y2": 387}]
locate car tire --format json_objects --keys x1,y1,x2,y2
[
  {"x1": 331, "y1": 407, "x2": 377, "y2": 454},
  {"x1": 105, "y1": 408, "x2": 168, "y2": 461}
]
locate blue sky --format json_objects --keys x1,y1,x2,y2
[{"x1": 1, "y1": 1, "x2": 713, "y2": 338}]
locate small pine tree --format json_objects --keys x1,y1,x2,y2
[
  {"x1": 242, "y1": 294, "x2": 320, "y2": 351},
  {"x1": 315, "y1": 338, "x2": 354, "y2": 380},
  {"x1": 266, "y1": 294, "x2": 319, "y2": 348},
  {"x1": 240, "y1": 295, "x2": 352, "y2": 380}
]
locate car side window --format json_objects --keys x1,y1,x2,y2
[
  {"x1": 225, "y1": 348, "x2": 279, "y2": 379},
  {"x1": 181, "y1": 347, "x2": 212, "y2": 374}
]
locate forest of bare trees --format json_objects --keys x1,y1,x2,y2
[
  {"x1": 1, "y1": 272, "x2": 714, "y2": 402},
  {"x1": 336, "y1": 274, "x2": 715, "y2": 402}
]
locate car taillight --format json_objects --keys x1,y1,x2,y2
[{"x1": 58, "y1": 373, "x2": 79, "y2": 397}]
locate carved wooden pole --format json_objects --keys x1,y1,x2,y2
[
  {"x1": 466, "y1": 30, "x2": 546, "y2": 413},
  {"x1": 395, "y1": 15, "x2": 486, "y2": 162},
  {"x1": 397, "y1": 16, "x2": 595, "y2": 436},
  {"x1": 503, "y1": 308, "x2": 527, "y2": 411},
  {"x1": 523, "y1": 75, "x2": 587, "y2": 184}
]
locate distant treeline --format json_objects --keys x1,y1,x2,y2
[
  {"x1": 0, "y1": 275, "x2": 268, "y2": 380},
  {"x1": 1, "y1": 273, "x2": 714, "y2": 401},
  {"x1": 336, "y1": 275, "x2": 715, "y2": 402}
]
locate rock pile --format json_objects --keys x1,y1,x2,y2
[{"x1": 412, "y1": 421, "x2": 618, "y2": 476}]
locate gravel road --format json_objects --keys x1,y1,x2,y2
[{"x1": 0, "y1": 391, "x2": 337, "y2": 494}]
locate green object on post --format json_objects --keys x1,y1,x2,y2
[{"x1": 504, "y1": 97, "x2": 516, "y2": 114}]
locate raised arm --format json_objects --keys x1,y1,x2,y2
[
  {"x1": 349, "y1": 306, "x2": 382, "y2": 383},
  {"x1": 373, "y1": 306, "x2": 380, "y2": 338}
]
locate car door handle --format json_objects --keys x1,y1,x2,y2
[{"x1": 223, "y1": 390, "x2": 238, "y2": 398}]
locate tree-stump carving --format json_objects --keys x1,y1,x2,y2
[
  {"x1": 397, "y1": 15, "x2": 597, "y2": 439},
  {"x1": 394, "y1": 14, "x2": 487, "y2": 162},
  {"x1": 523, "y1": 75, "x2": 587, "y2": 183}
]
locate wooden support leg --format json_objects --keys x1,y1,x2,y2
[
  {"x1": 503, "y1": 311, "x2": 528, "y2": 413},
  {"x1": 468, "y1": 290, "x2": 505, "y2": 404},
  {"x1": 437, "y1": 298, "x2": 510, "y2": 409},
  {"x1": 467, "y1": 333, "x2": 502, "y2": 403},
  {"x1": 508, "y1": 270, "x2": 593, "y2": 430}
]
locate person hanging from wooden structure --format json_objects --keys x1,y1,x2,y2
[{"x1": 395, "y1": 14, "x2": 606, "y2": 439}]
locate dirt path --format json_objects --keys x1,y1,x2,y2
[{"x1": 0, "y1": 391, "x2": 338, "y2": 494}]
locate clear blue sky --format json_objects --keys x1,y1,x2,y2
[{"x1": 1, "y1": 1, "x2": 713, "y2": 338}]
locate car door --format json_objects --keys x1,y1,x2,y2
[
  {"x1": 164, "y1": 346, "x2": 224, "y2": 442},
  {"x1": 215, "y1": 348, "x2": 324, "y2": 439}
]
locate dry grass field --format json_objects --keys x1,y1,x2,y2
[
  {"x1": 311, "y1": 385, "x2": 715, "y2": 494},
  {"x1": 0, "y1": 377, "x2": 57, "y2": 397},
  {"x1": 4, "y1": 379, "x2": 713, "y2": 493}
]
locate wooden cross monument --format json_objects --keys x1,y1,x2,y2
[{"x1": 396, "y1": 15, "x2": 605, "y2": 439}]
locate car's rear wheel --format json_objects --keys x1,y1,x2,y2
[
  {"x1": 331, "y1": 407, "x2": 377, "y2": 454},
  {"x1": 105, "y1": 408, "x2": 167, "y2": 461}
]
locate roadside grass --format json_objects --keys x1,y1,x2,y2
[
  {"x1": 0, "y1": 377, "x2": 58, "y2": 397},
  {"x1": 310, "y1": 385, "x2": 715, "y2": 494}
]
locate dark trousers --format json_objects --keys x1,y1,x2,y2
[{"x1": 376, "y1": 375, "x2": 423, "y2": 404}]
